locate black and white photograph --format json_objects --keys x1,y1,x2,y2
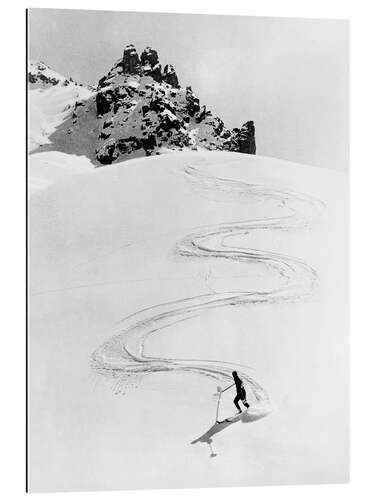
[{"x1": 27, "y1": 8, "x2": 349, "y2": 493}]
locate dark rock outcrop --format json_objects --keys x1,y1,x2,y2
[
  {"x1": 141, "y1": 47, "x2": 162, "y2": 82},
  {"x1": 162, "y1": 64, "x2": 180, "y2": 88},
  {"x1": 28, "y1": 61, "x2": 62, "y2": 87},
  {"x1": 185, "y1": 86, "x2": 200, "y2": 117},
  {"x1": 158, "y1": 112, "x2": 183, "y2": 132},
  {"x1": 117, "y1": 137, "x2": 142, "y2": 155},
  {"x1": 96, "y1": 139, "x2": 119, "y2": 164},
  {"x1": 96, "y1": 89, "x2": 114, "y2": 116},
  {"x1": 231, "y1": 121, "x2": 256, "y2": 154},
  {"x1": 140, "y1": 47, "x2": 159, "y2": 67},
  {"x1": 123, "y1": 44, "x2": 141, "y2": 74},
  {"x1": 28, "y1": 71, "x2": 59, "y2": 86},
  {"x1": 196, "y1": 105, "x2": 212, "y2": 123}
]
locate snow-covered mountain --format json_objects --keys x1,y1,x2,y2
[
  {"x1": 29, "y1": 60, "x2": 79, "y2": 89},
  {"x1": 28, "y1": 61, "x2": 94, "y2": 152},
  {"x1": 30, "y1": 45, "x2": 256, "y2": 164}
]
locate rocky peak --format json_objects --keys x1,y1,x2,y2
[
  {"x1": 140, "y1": 47, "x2": 162, "y2": 82},
  {"x1": 38, "y1": 44, "x2": 256, "y2": 165},
  {"x1": 122, "y1": 44, "x2": 141, "y2": 74},
  {"x1": 120, "y1": 45, "x2": 180, "y2": 88},
  {"x1": 140, "y1": 46, "x2": 159, "y2": 67}
]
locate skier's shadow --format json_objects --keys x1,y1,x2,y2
[{"x1": 191, "y1": 407, "x2": 270, "y2": 458}]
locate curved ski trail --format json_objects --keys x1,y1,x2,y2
[{"x1": 91, "y1": 163, "x2": 324, "y2": 412}]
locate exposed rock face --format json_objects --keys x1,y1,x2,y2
[
  {"x1": 96, "y1": 138, "x2": 119, "y2": 164},
  {"x1": 123, "y1": 44, "x2": 141, "y2": 74},
  {"x1": 28, "y1": 61, "x2": 70, "y2": 88},
  {"x1": 40, "y1": 44, "x2": 255, "y2": 164},
  {"x1": 162, "y1": 64, "x2": 179, "y2": 88},
  {"x1": 140, "y1": 47, "x2": 159, "y2": 67},
  {"x1": 196, "y1": 105, "x2": 212, "y2": 123},
  {"x1": 185, "y1": 86, "x2": 200, "y2": 117},
  {"x1": 231, "y1": 121, "x2": 256, "y2": 154},
  {"x1": 96, "y1": 89, "x2": 114, "y2": 116},
  {"x1": 28, "y1": 70, "x2": 59, "y2": 86},
  {"x1": 140, "y1": 47, "x2": 162, "y2": 82}
]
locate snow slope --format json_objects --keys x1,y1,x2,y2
[
  {"x1": 28, "y1": 151, "x2": 349, "y2": 492},
  {"x1": 28, "y1": 151, "x2": 94, "y2": 197},
  {"x1": 28, "y1": 61, "x2": 94, "y2": 152}
]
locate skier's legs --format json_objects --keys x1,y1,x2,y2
[
  {"x1": 233, "y1": 394, "x2": 241, "y2": 411},
  {"x1": 241, "y1": 389, "x2": 250, "y2": 408}
]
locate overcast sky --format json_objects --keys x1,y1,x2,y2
[{"x1": 29, "y1": 9, "x2": 349, "y2": 171}]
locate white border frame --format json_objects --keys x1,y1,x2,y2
[{"x1": 1, "y1": 1, "x2": 374, "y2": 499}]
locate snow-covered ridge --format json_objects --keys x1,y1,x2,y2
[
  {"x1": 28, "y1": 61, "x2": 94, "y2": 152},
  {"x1": 29, "y1": 60, "x2": 77, "y2": 89}
]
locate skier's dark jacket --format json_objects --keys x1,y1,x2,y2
[{"x1": 234, "y1": 376, "x2": 245, "y2": 397}]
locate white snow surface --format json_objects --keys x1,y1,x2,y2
[
  {"x1": 28, "y1": 151, "x2": 94, "y2": 197},
  {"x1": 28, "y1": 151, "x2": 348, "y2": 492}
]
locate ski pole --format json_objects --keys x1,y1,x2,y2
[
  {"x1": 220, "y1": 382, "x2": 235, "y2": 393},
  {"x1": 213, "y1": 382, "x2": 235, "y2": 397},
  {"x1": 214, "y1": 383, "x2": 235, "y2": 423},
  {"x1": 215, "y1": 390, "x2": 222, "y2": 423}
]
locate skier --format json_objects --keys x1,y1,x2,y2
[{"x1": 232, "y1": 371, "x2": 250, "y2": 413}]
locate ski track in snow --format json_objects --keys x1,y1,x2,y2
[{"x1": 91, "y1": 163, "x2": 325, "y2": 413}]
